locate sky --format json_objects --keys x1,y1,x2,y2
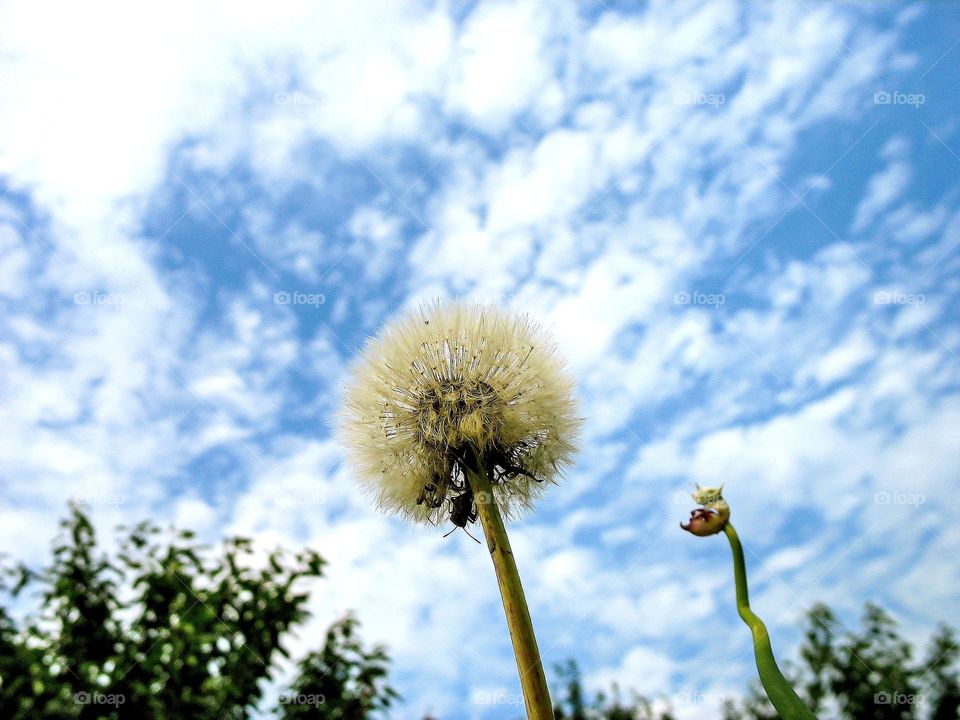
[{"x1": 1, "y1": 1, "x2": 958, "y2": 718}]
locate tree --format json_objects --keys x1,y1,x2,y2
[
  {"x1": 4, "y1": 507, "x2": 958, "y2": 720},
  {"x1": 729, "y1": 602, "x2": 960, "y2": 720},
  {"x1": 0, "y1": 504, "x2": 396, "y2": 719},
  {"x1": 278, "y1": 614, "x2": 398, "y2": 718},
  {"x1": 923, "y1": 625, "x2": 960, "y2": 720},
  {"x1": 553, "y1": 659, "x2": 588, "y2": 720}
]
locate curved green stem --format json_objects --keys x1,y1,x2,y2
[
  {"x1": 723, "y1": 523, "x2": 818, "y2": 720},
  {"x1": 464, "y1": 462, "x2": 553, "y2": 720}
]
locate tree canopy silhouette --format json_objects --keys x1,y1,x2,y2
[
  {"x1": 0, "y1": 504, "x2": 396, "y2": 719},
  {"x1": 1, "y1": 506, "x2": 957, "y2": 720}
]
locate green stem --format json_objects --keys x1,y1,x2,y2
[
  {"x1": 723, "y1": 523, "x2": 818, "y2": 720},
  {"x1": 464, "y1": 462, "x2": 553, "y2": 720}
]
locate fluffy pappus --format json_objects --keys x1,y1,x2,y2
[{"x1": 340, "y1": 300, "x2": 580, "y2": 525}]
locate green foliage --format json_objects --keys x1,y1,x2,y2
[
  {"x1": 924, "y1": 625, "x2": 960, "y2": 720},
  {"x1": 276, "y1": 614, "x2": 397, "y2": 718},
  {"x1": 3, "y1": 506, "x2": 957, "y2": 720},
  {"x1": 553, "y1": 659, "x2": 588, "y2": 720},
  {"x1": 551, "y1": 601, "x2": 959, "y2": 720},
  {"x1": 0, "y1": 503, "x2": 395, "y2": 720}
]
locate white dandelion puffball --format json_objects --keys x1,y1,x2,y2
[{"x1": 341, "y1": 301, "x2": 580, "y2": 524}]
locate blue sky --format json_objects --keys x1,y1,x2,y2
[{"x1": 1, "y1": 1, "x2": 958, "y2": 718}]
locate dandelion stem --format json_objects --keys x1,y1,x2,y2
[
  {"x1": 465, "y1": 461, "x2": 553, "y2": 720},
  {"x1": 724, "y1": 523, "x2": 818, "y2": 720}
]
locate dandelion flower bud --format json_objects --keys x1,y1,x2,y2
[
  {"x1": 681, "y1": 485, "x2": 730, "y2": 536},
  {"x1": 681, "y1": 507, "x2": 729, "y2": 536},
  {"x1": 340, "y1": 301, "x2": 580, "y2": 524}
]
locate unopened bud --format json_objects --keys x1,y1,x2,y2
[
  {"x1": 681, "y1": 506, "x2": 729, "y2": 536},
  {"x1": 680, "y1": 485, "x2": 730, "y2": 536}
]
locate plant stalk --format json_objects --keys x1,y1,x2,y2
[
  {"x1": 464, "y1": 462, "x2": 553, "y2": 720},
  {"x1": 723, "y1": 523, "x2": 818, "y2": 720}
]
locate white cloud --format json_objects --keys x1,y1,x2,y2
[
  {"x1": 797, "y1": 328, "x2": 875, "y2": 386},
  {"x1": 588, "y1": 644, "x2": 676, "y2": 698},
  {"x1": 850, "y1": 148, "x2": 912, "y2": 234},
  {"x1": 1, "y1": 1, "x2": 958, "y2": 718},
  {"x1": 446, "y1": 1, "x2": 566, "y2": 131}
]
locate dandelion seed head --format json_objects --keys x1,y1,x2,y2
[{"x1": 340, "y1": 300, "x2": 580, "y2": 523}]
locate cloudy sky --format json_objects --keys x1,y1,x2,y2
[{"x1": 1, "y1": 1, "x2": 958, "y2": 717}]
